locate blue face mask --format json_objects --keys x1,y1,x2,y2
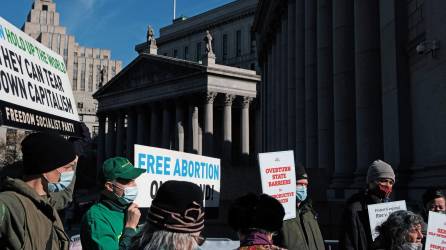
[
  {"x1": 120, "y1": 186, "x2": 138, "y2": 204},
  {"x1": 296, "y1": 185, "x2": 307, "y2": 202},
  {"x1": 48, "y1": 170, "x2": 75, "y2": 192}
]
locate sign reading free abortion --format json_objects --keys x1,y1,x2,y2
[
  {"x1": 0, "y1": 17, "x2": 81, "y2": 136},
  {"x1": 133, "y1": 144, "x2": 221, "y2": 208}
]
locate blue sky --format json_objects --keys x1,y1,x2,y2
[{"x1": 0, "y1": 0, "x2": 234, "y2": 66}]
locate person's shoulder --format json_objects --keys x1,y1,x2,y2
[
  {"x1": 345, "y1": 192, "x2": 367, "y2": 211},
  {"x1": 83, "y1": 202, "x2": 107, "y2": 221}
]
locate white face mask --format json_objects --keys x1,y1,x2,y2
[{"x1": 47, "y1": 170, "x2": 75, "y2": 192}]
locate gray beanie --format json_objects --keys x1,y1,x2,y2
[{"x1": 366, "y1": 159, "x2": 395, "y2": 183}]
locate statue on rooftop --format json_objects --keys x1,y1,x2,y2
[
  {"x1": 204, "y1": 30, "x2": 214, "y2": 55},
  {"x1": 147, "y1": 25, "x2": 156, "y2": 47}
]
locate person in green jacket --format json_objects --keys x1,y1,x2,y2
[
  {"x1": 81, "y1": 157, "x2": 144, "y2": 250},
  {"x1": 275, "y1": 164, "x2": 325, "y2": 250},
  {"x1": 0, "y1": 132, "x2": 78, "y2": 250}
]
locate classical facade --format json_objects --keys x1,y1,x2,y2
[
  {"x1": 22, "y1": 0, "x2": 122, "y2": 135},
  {"x1": 94, "y1": 47, "x2": 260, "y2": 234},
  {"x1": 135, "y1": 0, "x2": 258, "y2": 71},
  {"x1": 254, "y1": 0, "x2": 446, "y2": 238}
]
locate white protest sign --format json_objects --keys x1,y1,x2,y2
[
  {"x1": 133, "y1": 144, "x2": 221, "y2": 208},
  {"x1": 258, "y1": 150, "x2": 296, "y2": 220},
  {"x1": 367, "y1": 200, "x2": 407, "y2": 240},
  {"x1": 0, "y1": 17, "x2": 80, "y2": 136},
  {"x1": 425, "y1": 211, "x2": 446, "y2": 249}
]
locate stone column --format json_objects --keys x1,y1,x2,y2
[
  {"x1": 105, "y1": 113, "x2": 116, "y2": 159},
  {"x1": 288, "y1": 0, "x2": 297, "y2": 151},
  {"x1": 317, "y1": 0, "x2": 334, "y2": 170},
  {"x1": 162, "y1": 103, "x2": 171, "y2": 149},
  {"x1": 295, "y1": 0, "x2": 306, "y2": 164},
  {"x1": 281, "y1": 11, "x2": 288, "y2": 150},
  {"x1": 136, "y1": 106, "x2": 148, "y2": 145},
  {"x1": 126, "y1": 108, "x2": 136, "y2": 160},
  {"x1": 188, "y1": 105, "x2": 199, "y2": 153},
  {"x1": 175, "y1": 101, "x2": 185, "y2": 152},
  {"x1": 150, "y1": 105, "x2": 159, "y2": 147},
  {"x1": 353, "y1": 0, "x2": 383, "y2": 185},
  {"x1": 204, "y1": 92, "x2": 217, "y2": 156},
  {"x1": 330, "y1": 0, "x2": 356, "y2": 188},
  {"x1": 97, "y1": 114, "x2": 106, "y2": 170},
  {"x1": 223, "y1": 94, "x2": 235, "y2": 163},
  {"x1": 267, "y1": 51, "x2": 273, "y2": 151},
  {"x1": 241, "y1": 97, "x2": 252, "y2": 156},
  {"x1": 115, "y1": 111, "x2": 125, "y2": 156},
  {"x1": 305, "y1": 0, "x2": 318, "y2": 168}
]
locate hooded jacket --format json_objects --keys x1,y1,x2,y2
[
  {"x1": 339, "y1": 190, "x2": 384, "y2": 250},
  {"x1": 0, "y1": 177, "x2": 70, "y2": 250},
  {"x1": 275, "y1": 200, "x2": 325, "y2": 250}
]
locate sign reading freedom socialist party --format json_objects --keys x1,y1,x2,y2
[
  {"x1": 0, "y1": 17, "x2": 81, "y2": 136},
  {"x1": 258, "y1": 150, "x2": 297, "y2": 220},
  {"x1": 134, "y1": 145, "x2": 221, "y2": 208}
]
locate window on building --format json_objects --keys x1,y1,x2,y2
[
  {"x1": 111, "y1": 66, "x2": 116, "y2": 76},
  {"x1": 173, "y1": 49, "x2": 178, "y2": 58},
  {"x1": 236, "y1": 30, "x2": 242, "y2": 57},
  {"x1": 77, "y1": 102, "x2": 83, "y2": 109},
  {"x1": 79, "y1": 115, "x2": 83, "y2": 122},
  {"x1": 103, "y1": 55, "x2": 108, "y2": 59},
  {"x1": 80, "y1": 62, "x2": 86, "y2": 91},
  {"x1": 73, "y1": 62, "x2": 78, "y2": 90},
  {"x1": 250, "y1": 31, "x2": 256, "y2": 54},
  {"x1": 222, "y1": 34, "x2": 228, "y2": 60},
  {"x1": 196, "y1": 42, "x2": 201, "y2": 61},
  {"x1": 184, "y1": 46, "x2": 189, "y2": 60},
  {"x1": 88, "y1": 64, "x2": 93, "y2": 92},
  {"x1": 42, "y1": 5, "x2": 48, "y2": 11}
]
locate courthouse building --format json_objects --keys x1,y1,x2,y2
[
  {"x1": 254, "y1": 0, "x2": 446, "y2": 238},
  {"x1": 136, "y1": 0, "x2": 258, "y2": 71}
]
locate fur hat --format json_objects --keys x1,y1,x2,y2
[{"x1": 228, "y1": 193, "x2": 285, "y2": 233}]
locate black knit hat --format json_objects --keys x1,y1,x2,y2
[
  {"x1": 295, "y1": 163, "x2": 308, "y2": 180},
  {"x1": 148, "y1": 180, "x2": 205, "y2": 233},
  {"x1": 422, "y1": 187, "x2": 446, "y2": 206},
  {"x1": 21, "y1": 132, "x2": 76, "y2": 175},
  {"x1": 228, "y1": 193, "x2": 285, "y2": 233}
]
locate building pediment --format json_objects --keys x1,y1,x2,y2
[{"x1": 94, "y1": 54, "x2": 206, "y2": 97}]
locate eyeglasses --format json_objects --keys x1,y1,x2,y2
[{"x1": 192, "y1": 235, "x2": 206, "y2": 246}]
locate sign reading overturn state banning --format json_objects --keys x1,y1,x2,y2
[
  {"x1": 258, "y1": 150, "x2": 296, "y2": 220},
  {"x1": 425, "y1": 211, "x2": 446, "y2": 249},
  {"x1": 0, "y1": 17, "x2": 81, "y2": 136},
  {"x1": 133, "y1": 145, "x2": 221, "y2": 208},
  {"x1": 367, "y1": 200, "x2": 407, "y2": 240}
]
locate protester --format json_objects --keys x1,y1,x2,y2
[
  {"x1": 339, "y1": 159, "x2": 396, "y2": 250},
  {"x1": 80, "y1": 157, "x2": 144, "y2": 250},
  {"x1": 422, "y1": 187, "x2": 446, "y2": 220},
  {"x1": 129, "y1": 180, "x2": 205, "y2": 250},
  {"x1": 372, "y1": 210, "x2": 424, "y2": 250},
  {"x1": 274, "y1": 164, "x2": 325, "y2": 249},
  {"x1": 228, "y1": 193, "x2": 286, "y2": 250},
  {"x1": 0, "y1": 132, "x2": 78, "y2": 249}
]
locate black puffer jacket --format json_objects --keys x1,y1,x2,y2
[{"x1": 339, "y1": 191, "x2": 384, "y2": 250}]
